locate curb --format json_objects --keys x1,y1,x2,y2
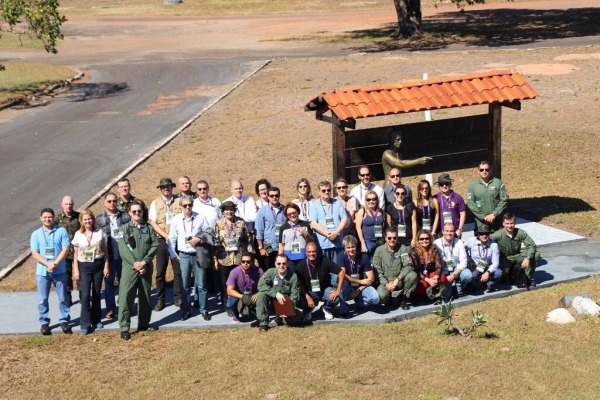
[{"x1": 0, "y1": 59, "x2": 272, "y2": 281}]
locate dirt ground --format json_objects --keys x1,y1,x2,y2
[{"x1": 1, "y1": 0, "x2": 598, "y2": 290}]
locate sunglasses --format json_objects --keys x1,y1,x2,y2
[
  {"x1": 106, "y1": 200, "x2": 117, "y2": 203},
  {"x1": 298, "y1": 184, "x2": 308, "y2": 188},
  {"x1": 386, "y1": 237, "x2": 398, "y2": 241},
  {"x1": 131, "y1": 210, "x2": 143, "y2": 214},
  {"x1": 395, "y1": 192, "x2": 405, "y2": 196},
  {"x1": 197, "y1": 187, "x2": 208, "y2": 191},
  {"x1": 182, "y1": 204, "x2": 192, "y2": 208},
  {"x1": 275, "y1": 262, "x2": 287, "y2": 266},
  {"x1": 479, "y1": 168, "x2": 490, "y2": 172},
  {"x1": 359, "y1": 173, "x2": 370, "y2": 177},
  {"x1": 389, "y1": 174, "x2": 401, "y2": 178},
  {"x1": 366, "y1": 198, "x2": 377, "y2": 201},
  {"x1": 439, "y1": 183, "x2": 450, "y2": 187},
  {"x1": 241, "y1": 260, "x2": 252, "y2": 264},
  {"x1": 336, "y1": 185, "x2": 348, "y2": 190},
  {"x1": 321, "y1": 189, "x2": 331, "y2": 193},
  {"x1": 286, "y1": 212, "x2": 298, "y2": 217},
  {"x1": 268, "y1": 194, "x2": 280, "y2": 198},
  {"x1": 418, "y1": 237, "x2": 430, "y2": 241}
]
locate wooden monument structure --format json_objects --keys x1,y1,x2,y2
[{"x1": 304, "y1": 70, "x2": 538, "y2": 183}]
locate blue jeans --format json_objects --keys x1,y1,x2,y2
[
  {"x1": 322, "y1": 273, "x2": 351, "y2": 314},
  {"x1": 179, "y1": 253, "x2": 201, "y2": 313},
  {"x1": 353, "y1": 285, "x2": 380, "y2": 308},
  {"x1": 104, "y1": 258, "x2": 122, "y2": 313},
  {"x1": 321, "y1": 247, "x2": 343, "y2": 262},
  {"x1": 445, "y1": 268, "x2": 473, "y2": 297},
  {"x1": 365, "y1": 239, "x2": 379, "y2": 263},
  {"x1": 36, "y1": 273, "x2": 70, "y2": 325}
]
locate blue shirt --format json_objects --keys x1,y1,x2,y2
[
  {"x1": 255, "y1": 204, "x2": 287, "y2": 249},
  {"x1": 309, "y1": 198, "x2": 347, "y2": 250},
  {"x1": 30, "y1": 225, "x2": 70, "y2": 276},
  {"x1": 464, "y1": 236, "x2": 500, "y2": 274}
]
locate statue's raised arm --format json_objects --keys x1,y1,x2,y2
[{"x1": 381, "y1": 130, "x2": 432, "y2": 177}]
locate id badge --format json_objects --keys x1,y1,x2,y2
[
  {"x1": 397, "y1": 224, "x2": 407, "y2": 238},
  {"x1": 291, "y1": 242, "x2": 301, "y2": 254},
  {"x1": 83, "y1": 248, "x2": 95, "y2": 262},
  {"x1": 476, "y1": 260, "x2": 488, "y2": 273},
  {"x1": 445, "y1": 258, "x2": 454, "y2": 272},
  {"x1": 310, "y1": 279, "x2": 320, "y2": 292},
  {"x1": 422, "y1": 218, "x2": 431, "y2": 231},
  {"x1": 325, "y1": 216, "x2": 335, "y2": 228},
  {"x1": 374, "y1": 224, "x2": 383, "y2": 238},
  {"x1": 273, "y1": 278, "x2": 279, "y2": 286},
  {"x1": 45, "y1": 246, "x2": 55, "y2": 261},
  {"x1": 225, "y1": 238, "x2": 238, "y2": 252},
  {"x1": 275, "y1": 223, "x2": 283, "y2": 236},
  {"x1": 165, "y1": 211, "x2": 173, "y2": 225},
  {"x1": 443, "y1": 211, "x2": 452, "y2": 224}
]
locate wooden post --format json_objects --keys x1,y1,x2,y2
[
  {"x1": 489, "y1": 103, "x2": 502, "y2": 179},
  {"x1": 332, "y1": 124, "x2": 346, "y2": 182}
]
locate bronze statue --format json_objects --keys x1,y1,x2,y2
[{"x1": 381, "y1": 130, "x2": 432, "y2": 177}]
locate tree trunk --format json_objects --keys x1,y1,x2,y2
[{"x1": 393, "y1": 0, "x2": 423, "y2": 38}]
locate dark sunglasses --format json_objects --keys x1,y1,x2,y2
[
  {"x1": 418, "y1": 237, "x2": 430, "y2": 241},
  {"x1": 336, "y1": 185, "x2": 348, "y2": 190},
  {"x1": 386, "y1": 237, "x2": 397, "y2": 241},
  {"x1": 106, "y1": 200, "x2": 117, "y2": 203},
  {"x1": 131, "y1": 210, "x2": 143, "y2": 214},
  {"x1": 395, "y1": 192, "x2": 405, "y2": 196},
  {"x1": 321, "y1": 189, "x2": 331, "y2": 193},
  {"x1": 366, "y1": 198, "x2": 377, "y2": 201},
  {"x1": 241, "y1": 260, "x2": 252, "y2": 264},
  {"x1": 389, "y1": 174, "x2": 401, "y2": 178},
  {"x1": 268, "y1": 194, "x2": 280, "y2": 198},
  {"x1": 182, "y1": 204, "x2": 192, "y2": 208},
  {"x1": 359, "y1": 173, "x2": 370, "y2": 177},
  {"x1": 479, "y1": 168, "x2": 490, "y2": 172}
]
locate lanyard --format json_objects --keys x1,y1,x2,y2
[
  {"x1": 225, "y1": 218, "x2": 236, "y2": 238},
  {"x1": 396, "y1": 206, "x2": 405, "y2": 224},
  {"x1": 440, "y1": 194, "x2": 452, "y2": 212},
  {"x1": 443, "y1": 238, "x2": 455, "y2": 259},
  {"x1": 306, "y1": 258, "x2": 317, "y2": 279},
  {"x1": 300, "y1": 200, "x2": 309, "y2": 218},
  {"x1": 85, "y1": 231, "x2": 94, "y2": 247},
  {"x1": 162, "y1": 196, "x2": 173, "y2": 212},
  {"x1": 478, "y1": 242, "x2": 489, "y2": 260},
  {"x1": 288, "y1": 222, "x2": 299, "y2": 241},
  {"x1": 347, "y1": 255, "x2": 357, "y2": 275},
  {"x1": 42, "y1": 228, "x2": 55, "y2": 246},
  {"x1": 366, "y1": 208, "x2": 381, "y2": 224},
  {"x1": 320, "y1": 200, "x2": 333, "y2": 217},
  {"x1": 184, "y1": 216, "x2": 195, "y2": 236},
  {"x1": 422, "y1": 203, "x2": 430, "y2": 219},
  {"x1": 270, "y1": 205, "x2": 282, "y2": 223}
]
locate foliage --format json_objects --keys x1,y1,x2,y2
[
  {"x1": 18, "y1": 336, "x2": 52, "y2": 348},
  {"x1": 0, "y1": 0, "x2": 66, "y2": 69},
  {"x1": 433, "y1": 298, "x2": 487, "y2": 338}
]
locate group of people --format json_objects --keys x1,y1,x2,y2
[{"x1": 31, "y1": 161, "x2": 540, "y2": 338}]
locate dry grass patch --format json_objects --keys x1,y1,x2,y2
[
  {"x1": 0, "y1": 62, "x2": 77, "y2": 104},
  {"x1": 3, "y1": 277, "x2": 600, "y2": 398}
]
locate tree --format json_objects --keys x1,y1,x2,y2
[
  {"x1": 1, "y1": 0, "x2": 66, "y2": 69},
  {"x1": 393, "y1": 0, "x2": 486, "y2": 38}
]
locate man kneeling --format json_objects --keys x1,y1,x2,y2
[
  {"x1": 226, "y1": 252, "x2": 263, "y2": 323},
  {"x1": 464, "y1": 225, "x2": 501, "y2": 293},
  {"x1": 256, "y1": 254, "x2": 301, "y2": 332}
]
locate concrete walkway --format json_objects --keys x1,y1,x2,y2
[{"x1": 2, "y1": 221, "x2": 597, "y2": 336}]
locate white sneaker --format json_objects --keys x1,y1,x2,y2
[
  {"x1": 323, "y1": 307, "x2": 334, "y2": 320},
  {"x1": 311, "y1": 301, "x2": 324, "y2": 314}
]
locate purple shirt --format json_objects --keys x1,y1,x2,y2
[
  {"x1": 436, "y1": 191, "x2": 466, "y2": 230},
  {"x1": 226, "y1": 265, "x2": 264, "y2": 293}
]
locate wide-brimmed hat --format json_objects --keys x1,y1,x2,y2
[
  {"x1": 476, "y1": 225, "x2": 493, "y2": 235},
  {"x1": 157, "y1": 177, "x2": 176, "y2": 188},
  {"x1": 435, "y1": 173, "x2": 453, "y2": 185},
  {"x1": 220, "y1": 200, "x2": 237, "y2": 211}
]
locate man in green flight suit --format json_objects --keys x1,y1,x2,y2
[
  {"x1": 490, "y1": 212, "x2": 540, "y2": 288},
  {"x1": 256, "y1": 254, "x2": 301, "y2": 332},
  {"x1": 466, "y1": 161, "x2": 509, "y2": 232},
  {"x1": 117, "y1": 200, "x2": 159, "y2": 340}
]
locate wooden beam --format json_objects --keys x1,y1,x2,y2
[
  {"x1": 489, "y1": 103, "x2": 502, "y2": 179},
  {"x1": 332, "y1": 124, "x2": 346, "y2": 182},
  {"x1": 318, "y1": 114, "x2": 356, "y2": 129},
  {"x1": 501, "y1": 100, "x2": 521, "y2": 111}
]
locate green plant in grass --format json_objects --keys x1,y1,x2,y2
[
  {"x1": 433, "y1": 298, "x2": 487, "y2": 338},
  {"x1": 18, "y1": 337, "x2": 51, "y2": 348}
]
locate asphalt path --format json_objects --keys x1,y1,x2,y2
[{"x1": 0, "y1": 57, "x2": 263, "y2": 269}]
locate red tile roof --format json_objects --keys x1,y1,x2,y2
[{"x1": 304, "y1": 70, "x2": 538, "y2": 121}]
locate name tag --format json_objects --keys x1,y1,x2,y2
[
  {"x1": 443, "y1": 211, "x2": 453, "y2": 224},
  {"x1": 273, "y1": 278, "x2": 279, "y2": 286},
  {"x1": 275, "y1": 223, "x2": 283, "y2": 236},
  {"x1": 310, "y1": 279, "x2": 320, "y2": 292},
  {"x1": 83, "y1": 248, "x2": 95, "y2": 262},
  {"x1": 445, "y1": 258, "x2": 454, "y2": 272},
  {"x1": 291, "y1": 242, "x2": 301, "y2": 254},
  {"x1": 422, "y1": 218, "x2": 431, "y2": 231},
  {"x1": 374, "y1": 224, "x2": 383, "y2": 238},
  {"x1": 476, "y1": 259, "x2": 488, "y2": 273},
  {"x1": 397, "y1": 224, "x2": 407, "y2": 238},
  {"x1": 45, "y1": 246, "x2": 55, "y2": 261},
  {"x1": 325, "y1": 216, "x2": 335, "y2": 229},
  {"x1": 225, "y1": 238, "x2": 238, "y2": 252}
]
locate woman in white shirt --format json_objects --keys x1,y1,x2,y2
[
  {"x1": 72, "y1": 209, "x2": 109, "y2": 335},
  {"x1": 292, "y1": 178, "x2": 314, "y2": 222}
]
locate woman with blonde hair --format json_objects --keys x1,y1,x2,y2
[
  {"x1": 355, "y1": 190, "x2": 386, "y2": 259},
  {"x1": 292, "y1": 178, "x2": 314, "y2": 222},
  {"x1": 72, "y1": 209, "x2": 109, "y2": 335}
]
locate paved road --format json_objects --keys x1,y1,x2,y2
[{"x1": 0, "y1": 57, "x2": 263, "y2": 268}]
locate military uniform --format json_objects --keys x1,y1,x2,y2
[
  {"x1": 373, "y1": 243, "x2": 418, "y2": 304},
  {"x1": 117, "y1": 221, "x2": 159, "y2": 333},
  {"x1": 490, "y1": 228, "x2": 540, "y2": 281},
  {"x1": 466, "y1": 177, "x2": 508, "y2": 231},
  {"x1": 56, "y1": 211, "x2": 80, "y2": 294},
  {"x1": 116, "y1": 195, "x2": 147, "y2": 221},
  {"x1": 256, "y1": 268, "x2": 301, "y2": 328}
]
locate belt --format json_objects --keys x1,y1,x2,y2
[{"x1": 179, "y1": 251, "x2": 196, "y2": 256}]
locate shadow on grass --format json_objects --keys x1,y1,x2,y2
[
  {"x1": 509, "y1": 196, "x2": 596, "y2": 222},
  {"x1": 63, "y1": 82, "x2": 130, "y2": 102},
  {"x1": 345, "y1": 7, "x2": 600, "y2": 52}
]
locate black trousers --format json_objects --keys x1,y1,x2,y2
[
  {"x1": 79, "y1": 258, "x2": 104, "y2": 329},
  {"x1": 155, "y1": 237, "x2": 182, "y2": 302}
]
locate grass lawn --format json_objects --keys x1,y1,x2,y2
[
  {"x1": 2, "y1": 276, "x2": 600, "y2": 398},
  {"x1": 0, "y1": 62, "x2": 77, "y2": 104}
]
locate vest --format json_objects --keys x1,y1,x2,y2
[{"x1": 153, "y1": 196, "x2": 182, "y2": 235}]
